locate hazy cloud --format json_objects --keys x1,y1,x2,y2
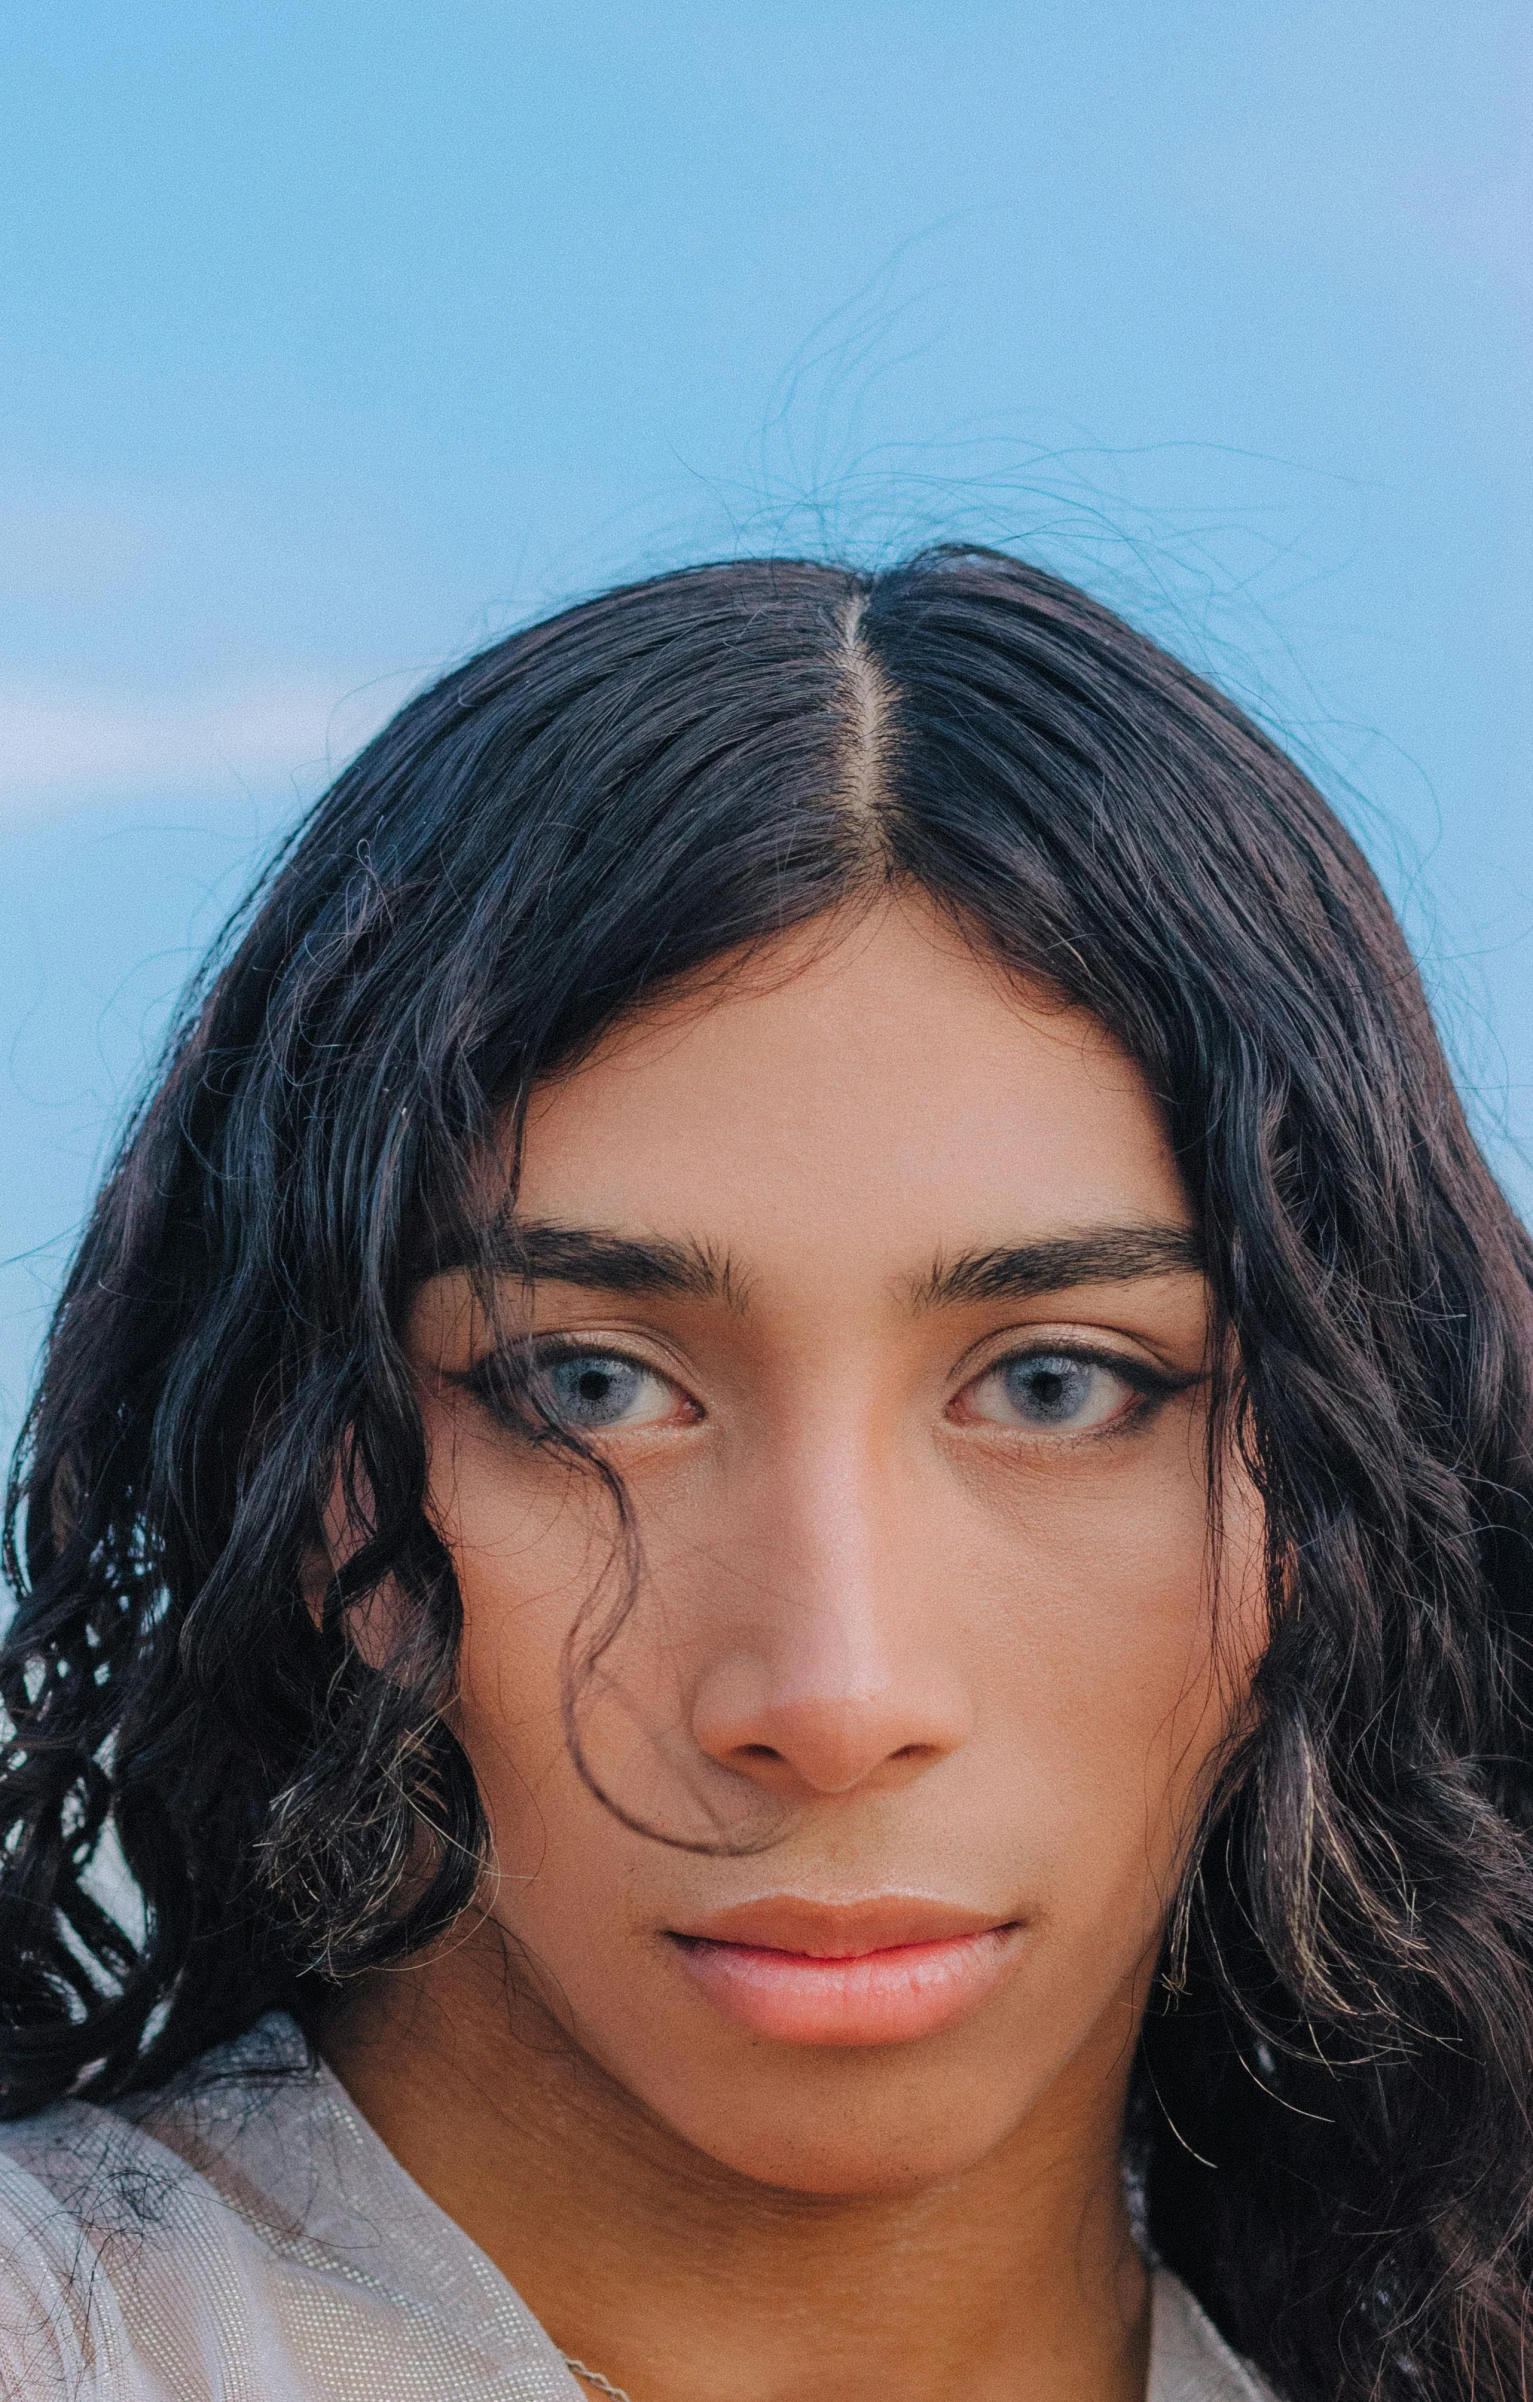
[{"x1": 0, "y1": 671, "x2": 410, "y2": 825}]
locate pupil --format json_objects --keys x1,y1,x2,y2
[
  {"x1": 577, "y1": 1368, "x2": 610, "y2": 1403},
  {"x1": 1006, "y1": 1355, "x2": 1087, "y2": 1422}
]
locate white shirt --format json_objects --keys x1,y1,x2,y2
[{"x1": 0, "y1": 2015, "x2": 1274, "y2": 2401}]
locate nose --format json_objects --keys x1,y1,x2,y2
[{"x1": 687, "y1": 1419, "x2": 973, "y2": 1801}]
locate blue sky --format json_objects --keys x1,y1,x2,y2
[{"x1": 1, "y1": 0, "x2": 1529, "y2": 1449}]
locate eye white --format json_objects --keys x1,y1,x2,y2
[{"x1": 964, "y1": 1352, "x2": 1132, "y2": 1432}]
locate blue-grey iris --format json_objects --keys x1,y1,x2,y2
[
  {"x1": 547, "y1": 1354, "x2": 646, "y2": 1429},
  {"x1": 1002, "y1": 1354, "x2": 1096, "y2": 1425}
]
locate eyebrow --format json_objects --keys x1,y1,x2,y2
[
  {"x1": 464, "y1": 1221, "x2": 748, "y2": 1308},
  {"x1": 908, "y1": 1224, "x2": 1204, "y2": 1308},
  {"x1": 446, "y1": 1217, "x2": 1201, "y2": 1314}
]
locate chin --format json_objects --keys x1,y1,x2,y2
[{"x1": 655, "y1": 2084, "x2": 1028, "y2": 2200}]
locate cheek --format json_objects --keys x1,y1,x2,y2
[
  {"x1": 422, "y1": 1402, "x2": 617, "y2": 1797},
  {"x1": 898, "y1": 1436, "x2": 1229, "y2": 1754},
  {"x1": 950, "y1": 1442, "x2": 1265, "y2": 1886}
]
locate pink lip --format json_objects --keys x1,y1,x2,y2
[{"x1": 665, "y1": 1898, "x2": 1024, "y2": 2047}]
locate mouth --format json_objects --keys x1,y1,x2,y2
[{"x1": 663, "y1": 1896, "x2": 1026, "y2": 2048}]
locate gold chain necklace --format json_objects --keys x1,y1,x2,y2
[{"x1": 562, "y1": 2354, "x2": 637, "y2": 2402}]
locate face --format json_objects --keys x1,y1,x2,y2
[{"x1": 404, "y1": 892, "x2": 1266, "y2": 2197}]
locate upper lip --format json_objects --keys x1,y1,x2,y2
[{"x1": 666, "y1": 1894, "x2": 1018, "y2": 1958}]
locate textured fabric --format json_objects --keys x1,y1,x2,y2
[
  {"x1": 1149, "y1": 2277, "x2": 1276, "y2": 2402},
  {"x1": 0, "y1": 2015, "x2": 1273, "y2": 2400}
]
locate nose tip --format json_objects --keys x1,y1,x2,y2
[{"x1": 691, "y1": 1660, "x2": 969, "y2": 1800}]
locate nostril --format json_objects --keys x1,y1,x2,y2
[{"x1": 737, "y1": 1743, "x2": 784, "y2": 1763}]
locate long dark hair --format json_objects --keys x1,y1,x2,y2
[{"x1": 5, "y1": 550, "x2": 1533, "y2": 2398}]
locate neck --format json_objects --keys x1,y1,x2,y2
[{"x1": 322, "y1": 1928, "x2": 1151, "y2": 2402}]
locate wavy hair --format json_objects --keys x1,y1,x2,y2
[{"x1": 4, "y1": 551, "x2": 1533, "y2": 2399}]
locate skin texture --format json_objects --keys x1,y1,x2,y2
[{"x1": 324, "y1": 892, "x2": 1268, "y2": 2402}]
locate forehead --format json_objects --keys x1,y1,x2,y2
[{"x1": 517, "y1": 894, "x2": 1188, "y2": 1257}]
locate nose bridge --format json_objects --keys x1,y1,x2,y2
[
  {"x1": 782, "y1": 1400, "x2": 885, "y2": 1626},
  {"x1": 688, "y1": 1397, "x2": 972, "y2": 1797}
]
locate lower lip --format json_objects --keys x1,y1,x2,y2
[{"x1": 667, "y1": 1925, "x2": 1022, "y2": 2046}]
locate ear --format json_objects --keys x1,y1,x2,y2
[{"x1": 301, "y1": 1437, "x2": 408, "y2": 1671}]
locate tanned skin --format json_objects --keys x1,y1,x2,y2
[{"x1": 324, "y1": 892, "x2": 1266, "y2": 2402}]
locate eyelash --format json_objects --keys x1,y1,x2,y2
[
  {"x1": 457, "y1": 1337, "x2": 1191, "y2": 1441},
  {"x1": 963, "y1": 1344, "x2": 1189, "y2": 1434},
  {"x1": 456, "y1": 1339, "x2": 662, "y2": 1431}
]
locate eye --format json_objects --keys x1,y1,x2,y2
[
  {"x1": 536, "y1": 1349, "x2": 685, "y2": 1433},
  {"x1": 958, "y1": 1349, "x2": 1147, "y2": 1434}
]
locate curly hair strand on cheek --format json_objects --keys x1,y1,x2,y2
[{"x1": 4, "y1": 549, "x2": 1533, "y2": 2401}]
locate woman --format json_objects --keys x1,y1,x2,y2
[{"x1": 2, "y1": 550, "x2": 1531, "y2": 2402}]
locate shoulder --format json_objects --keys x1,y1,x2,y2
[
  {"x1": 0, "y1": 2016, "x2": 577, "y2": 2402},
  {"x1": 0, "y1": 2096, "x2": 168, "y2": 2400},
  {"x1": 0, "y1": 2017, "x2": 320, "y2": 2401},
  {"x1": 1149, "y1": 2269, "x2": 1282, "y2": 2402}
]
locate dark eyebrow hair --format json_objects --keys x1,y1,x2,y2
[
  {"x1": 446, "y1": 1220, "x2": 748, "y2": 1308},
  {"x1": 909, "y1": 1223, "x2": 1204, "y2": 1308},
  {"x1": 431, "y1": 1218, "x2": 1201, "y2": 1314}
]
